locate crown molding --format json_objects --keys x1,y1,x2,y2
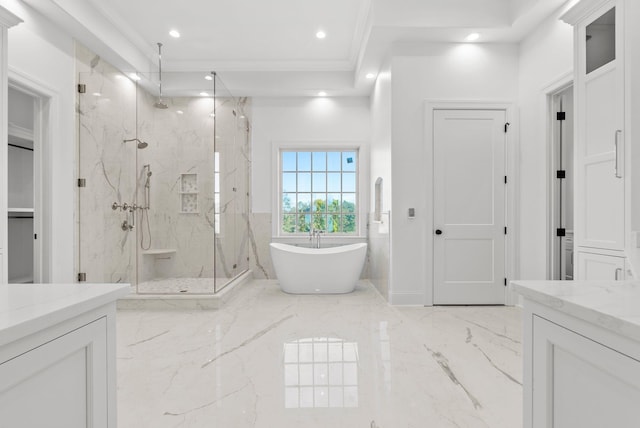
[
  {"x1": 0, "y1": 6, "x2": 23, "y2": 28},
  {"x1": 561, "y1": 0, "x2": 611, "y2": 25}
]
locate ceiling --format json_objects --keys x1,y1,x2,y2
[{"x1": 25, "y1": 0, "x2": 570, "y2": 96}]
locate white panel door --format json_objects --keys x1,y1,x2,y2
[
  {"x1": 433, "y1": 109, "x2": 506, "y2": 305},
  {"x1": 576, "y1": 251, "x2": 625, "y2": 280}
]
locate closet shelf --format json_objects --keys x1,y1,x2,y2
[{"x1": 8, "y1": 208, "x2": 34, "y2": 213}]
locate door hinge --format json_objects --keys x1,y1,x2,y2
[
  {"x1": 504, "y1": 175, "x2": 507, "y2": 184},
  {"x1": 556, "y1": 228, "x2": 566, "y2": 237},
  {"x1": 504, "y1": 227, "x2": 507, "y2": 235},
  {"x1": 556, "y1": 170, "x2": 566, "y2": 179},
  {"x1": 556, "y1": 111, "x2": 566, "y2": 121},
  {"x1": 77, "y1": 178, "x2": 86, "y2": 187},
  {"x1": 504, "y1": 278, "x2": 508, "y2": 286},
  {"x1": 504, "y1": 122, "x2": 510, "y2": 133},
  {"x1": 77, "y1": 84, "x2": 86, "y2": 94},
  {"x1": 78, "y1": 272, "x2": 87, "y2": 282},
  {"x1": 34, "y1": 233, "x2": 37, "y2": 240}
]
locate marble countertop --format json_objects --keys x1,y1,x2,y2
[
  {"x1": 0, "y1": 283, "x2": 131, "y2": 347},
  {"x1": 511, "y1": 280, "x2": 640, "y2": 342}
]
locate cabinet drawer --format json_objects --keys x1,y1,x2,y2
[{"x1": 576, "y1": 251, "x2": 625, "y2": 280}]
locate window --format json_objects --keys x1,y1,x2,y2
[{"x1": 281, "y1": 150, "x2": 358, "y2": 234}]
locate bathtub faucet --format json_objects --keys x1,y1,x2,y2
[{"x1": 309, "y1": 228, "x2": 324, "y2": 248}]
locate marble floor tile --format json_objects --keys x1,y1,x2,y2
[{"x1": 117, "y1": 280, "x2": 523, "y2": 427}]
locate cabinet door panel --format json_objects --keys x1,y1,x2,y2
[
  {"x1": 0, "y1": 317, "x2": 108, "y2": 428},
  {"x1": 579, "y1": 155, "x2": 624, "y2": 248},
  {"x1": 532, "y1": 316, "x2": 640, "y2": 428},
  {"x1": 584, "y1": 67, "x2": 618, "y2": 157},
  {"x1": 575, "y1": 2, "x2": 625, "y2": 251},
  {"x1": 576, "y1": 251, "x2": 624, "y2": 280}
]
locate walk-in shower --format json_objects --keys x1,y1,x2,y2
[{"x1": 76, "y1": 43, "x2": 250, "y2": 294}]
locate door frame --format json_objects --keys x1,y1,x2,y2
[
  {"x1": 543, "y1": 72, "x2": 574, "y2": 281},
  {"x1": 9, "y1": 67, "x2": 57, "y2": 283},
  {"x1": 424, "y1": 100, "x2": 518, "y2": 306}
]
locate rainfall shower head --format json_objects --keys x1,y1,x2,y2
[
  {"x1": 123, "y1": 138, "x2": 148, "y2": 149},
  {"x1": 155, "y1": 42, "x2": 168, "y2": 109}
]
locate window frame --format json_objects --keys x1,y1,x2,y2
[{"x1": 272, "y1": 141, "x2": 368, "y2": 239}]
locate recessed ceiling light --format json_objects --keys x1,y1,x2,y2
[
  {"x1": 365, "y1": 73, "x2": 376, "y2": 79},
  {"x1": 92, "y1": 92, "x2": 101, "y2": 97},
  {"x1": 204, "y1": 75, "x2": 213, "y2": 81},
  {"x1": 209, "y1": 113, "x2": 215, "y2": 118},
  {"x1": 169, "y1": 29, "x2": 180, "y2": 38},
  {"x1": 129, "y1": 73, "x2": 141, "y2": 81},
  {"x1": 316, "y1": 31, "x2": 326, "y2": 39},
  {"x1": 318, "y1": 91, "x2": 327, "y2": 97},
  {"x1": 200, "y1": 92, "x2": 209, "y2": 96},
  {"x1": 465, "y1": 33, "x2": 480, "y2": 42},
  {"x1": 176, "y1": 110, "x2": 184, "y2": 115}
]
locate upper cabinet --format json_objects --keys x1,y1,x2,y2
[{"x1": 563, "y1": 1, "x2": 626, "y2": 280}]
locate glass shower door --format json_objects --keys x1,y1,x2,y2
[{"x1": 77, "y1": 65, "x2": 138, "y2": 284}]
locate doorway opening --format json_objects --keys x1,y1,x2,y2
[
  {"x1": 549, "y1": 85, "x2": 574, "y2": 280},
  {"x1": 7, "y1": 82, "x2": 48, "y2": 283}
]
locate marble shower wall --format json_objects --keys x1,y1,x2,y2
[
  {"x1": 135, "y1": 91, "x2": 217, "y2": 283},
  {"x1": 248, "y1": 213, "x2": 275, "y2": 279},
  {"x1": 76, "y1": 44, "x2": 251, "y2": 289}
]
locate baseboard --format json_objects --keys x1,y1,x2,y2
[{"x1": 389, "y1": 292, "x2": 426, "y2": 306}]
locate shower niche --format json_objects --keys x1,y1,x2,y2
[
  {"x1": 76, "y1": 44, "x2": 250, "y2": 294},
  {"x1": 179, "y1": 173, "x2": 198, "y2": 213}
]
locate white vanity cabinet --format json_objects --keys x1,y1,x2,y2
[
  {"x1": 562, "y1": 0, "x2": 627, "y2": 278},
  {"x1": 0, "y1": 283, "x2": 130, "y2": 428},
  {"x1": 512, "y1": 280, "x2": 640, "y2": 428},
  {"x1": 531, "y1": 314, "x2": 640, "y2": 428}
]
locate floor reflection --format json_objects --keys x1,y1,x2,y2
[{"x1": 283, "y1": 337, "x2": 359, "y2": 408}]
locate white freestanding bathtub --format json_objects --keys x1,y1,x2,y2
[{"x1": 270, "y1": 242, "x2": 367, "y2": 294}]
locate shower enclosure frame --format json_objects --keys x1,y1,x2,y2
[{"x1": 75, "y1": 44, "x2": 250, "y2": 294}]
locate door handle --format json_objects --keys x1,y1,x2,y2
[
  {"x1": 615, "y1": 267, "x2": 623, "y2": 281},
  {"x1": 435, "y1": 229, "x2": 443, "y2": 235},
  {"x1": 615, "y1": 130, "x2": 622, "y2": 178}
]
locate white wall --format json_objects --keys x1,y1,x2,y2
[
  {"x1": 4, "y1": 0, "x2": 76, "y2": 282},
  {"x1": 517, "y1": 8, "x2": 573, "y2": 281},
  {"x1": 389, "y1": 43, "x2": 519, "y2": 304},
  {"x1": 251, "y1": 97, "x2": 372, "y2": 214},
  {"x1": 370, "y1": 66, "x2": 392, "y2": 212},
  {"x1": 369, "y1": 63, "x2": 392, "y2": 298}
]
